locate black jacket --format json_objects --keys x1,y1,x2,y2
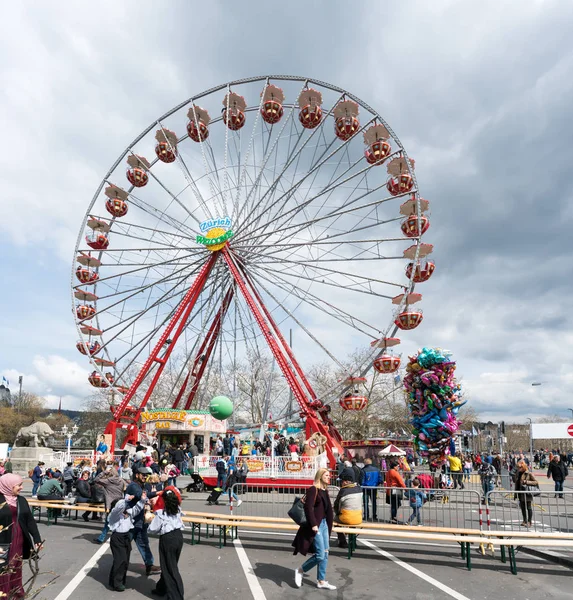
[
  {"x1": 547, "y1": 461, "x2": 568, "y2": 481},
  {"x1": 75, "y1": 479, "x2": 92, "y2": 498},
  {"x1": 0, "y1": 495, "x2": 41, "y2": 560}
]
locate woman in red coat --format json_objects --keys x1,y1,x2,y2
[{"x1": 292, "y1": 468, "x2": 336, "y2": 590}]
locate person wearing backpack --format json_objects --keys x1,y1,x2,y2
[
  {"x1": 360, "y1": 458, "x2": 381, "y2": 521},
  {"x1": 215, "y1": 456, "x2": 228, "y2": 489}
]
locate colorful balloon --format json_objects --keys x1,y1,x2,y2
[
  {"x1": 403, "y1": 347, "x2": 464, "y2": 461},
  {"x1": 209, "y1": 395, "x2": 234, "y2": 420}
]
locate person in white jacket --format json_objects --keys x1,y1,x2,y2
[{"x1": 147, "y1": 486, "x2": 185, "y2": 599}]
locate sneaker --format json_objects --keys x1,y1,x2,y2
[
  {"x1": 294, "y1": 568, "x2": 303, "y2": 588},
  {"x1": 92, "y1": 538, "x2": 104, "y2": 544},
  {"x1": 236, "y1": 499, "x2": 243, "y2": 507},
  {"x1": 32, "y1": 495, "x2": 38, "y2": 499},
  {"x1": 317, "y1": 581, "x2": 336, "y2": 590}
]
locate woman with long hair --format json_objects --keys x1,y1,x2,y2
[
  {"x1": 148, "y1": 486, "x2": 185, "y2": 600},
  {"x1": 292, "y1": 468, "x2": 336, "y2": 590},
  {"x1": 514, "y1": 460, "x2": 538, "y2": 528},
  {"x1": 0, "y1": 474, "x2": 43, "y2": 598}
]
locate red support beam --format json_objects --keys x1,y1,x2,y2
[
  {"x1": 237, "y1": 258, "x2": 343, "y2": 445},
  {"x1": 183, "y1": 286, "x2": 234, "y2": 410},
  {"x1": 222, "y1": 248, "x2": 343, "y2": 466},
  {"x1": 104, "y1": 253, "x2": 218, "y2": 450}
]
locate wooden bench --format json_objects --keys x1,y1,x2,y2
[
  {"x1": 183, "y1": 511, "x2": 573, "y2": 573},
  {"x1": 28, "y1": 499, "x2": 107, "y2": 525}
]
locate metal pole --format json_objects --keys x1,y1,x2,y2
[{"x1": 527, "y1": 418, "x2": 533, "y2": 466}]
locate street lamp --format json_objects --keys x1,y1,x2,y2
[
  {"x1": 526, "y1": 418, "x2": 533, "y2": 467},
  {"x1": 61, "y1": 423, "x2": 79, "y2": 463}
]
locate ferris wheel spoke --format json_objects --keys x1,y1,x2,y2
[
  {"x1": 122, "y1": 187, "x2": 198, "y2": 238},
  {"x1": 241, "y1": 143, "x2": 399, "y2": 247},
  {"x1": 235, "y1": 81, "x2": 309, "y2": 225},
  {"x1": 112, "y1": 273, "x2": 228, "y2": 382},
  {"x1": 248, "y1": 269, "x2": 345, "y2": 369},
  {"x1": 235, "y1": 115, "x2": 378, "y2": 242},
  {"x1": 234, "y1": 92, "x2": 347, "y2": 237},
  {"x1": 252, "y1": 258, "x2": 398, "y2": 299},
  {"x1": 156, "y1": 120, "x2": 221, "y2": 222},
  {"x1": 250, "y1": 264, "x2": 382, "y2": 339}
]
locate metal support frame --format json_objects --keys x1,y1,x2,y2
[
  {"x1": 183, "y1": 286, "x2": 234, "y2": 410},
  {"x1": 223, "y1": 247, "x2": 343, "y2": 465},
  {"x1": 170, "y1": 286, "x2": 234, "y2": 410},
  {"x1": 104, "y1": 252, "x2": 219, "y2": 449}
]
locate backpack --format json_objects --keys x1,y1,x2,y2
[{"x1": 28, "y1": 469, "x2": 34, "y2": 478}]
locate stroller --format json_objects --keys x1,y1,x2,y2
[
  {"x1": 185, "y1": 473, "x2": 206, "y2": 493},
  {"x1": 206, "y1": 487, "x2": 224, "y2": 506}
]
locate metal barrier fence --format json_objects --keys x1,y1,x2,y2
[
  {"x1": 231, "y1": 482, "x2": 482, "y2": 529},
  {"x1": 195, "y1": 455, "x2": 324, "y2": 481},
  {"x1": 230, "y1": 483, "x2": 339, "y2": 518},
  {"x1": 485, "y1": 489, "x2": 573, "y2": 533}
]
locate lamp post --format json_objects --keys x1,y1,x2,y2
[
  {"x1": 526, "y1": 418, "x2": 533, "y2": 467},
  {"x1": 61, "y1": 423, "x2": 79, "y2": 463}
]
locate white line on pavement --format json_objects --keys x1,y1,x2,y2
[
  {"x1": 234, "y1": 538, "x2": 268, "y2": 600},
  {"x1": 360, "y1": 540, "x2": 471, "y2": 600},
  {"x1": 53, "y1": 542, "x2": 110, "y2": 600}
]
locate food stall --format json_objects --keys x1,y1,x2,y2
[{"x1": 139, "y1": 408, "x2": 227, "y2": 453}]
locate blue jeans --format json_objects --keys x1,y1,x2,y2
[
  {"x1": 97, "y1": 515, "x2": 110, "y2": 542},
  {"x1": 131, "y1": 525, "x2": 154, "y2": 566},
  {"x1": 482, "y1": 480, "x2": 494, "y2": 501},
  {"x1": 301, "y1": 519, "x2": 329, "y2": 581},
  {"x1": 408, "y1": 506, "x2": 421, "y2": 524},
  {"x1": 32, "y1": 481, "x2": 40, "y2": 496},
  {"x1": 555, "y1": 480, "x2": 564, "y2": 496},
  {"x1": 216, "y1": 474, "x2": 227, "y2": 489}
]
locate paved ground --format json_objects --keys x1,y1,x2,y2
[{"x1": 15, "y1": 476, "x2": 573, "y2": 600}]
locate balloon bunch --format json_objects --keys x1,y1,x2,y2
[{"x1": 403, "y1": 347, "x2": 466, "y2": 460}]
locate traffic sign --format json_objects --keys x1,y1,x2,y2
[{"x1": 567, "y1": 424, "x2": 573, "y2": 437}]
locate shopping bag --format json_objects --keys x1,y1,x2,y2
[{"x1": 288, "y1": 495, "x2": 307, "y2": 526}]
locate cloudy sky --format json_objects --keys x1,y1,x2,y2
[{"x1": 1, "y1": 1, "x2": 572, "y2": 423}]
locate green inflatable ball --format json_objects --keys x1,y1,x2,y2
[{"x1": 209, "y1": 396, "x2": 234, "y2": 420}]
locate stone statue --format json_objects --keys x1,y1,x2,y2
[{"x1": 13, "y1": 422, "x2": 55, "y2": 448}]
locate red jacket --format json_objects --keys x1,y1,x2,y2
[{"x1": 385, "y1": 468, "x2": 406, "y2": 495}]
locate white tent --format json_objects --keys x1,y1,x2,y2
[{"x1": 378, "y1": 443, "x2": 406, "y2": 457}]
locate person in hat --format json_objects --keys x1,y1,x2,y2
[
  {"x1": 125, "y1": 467, "x2": 161, "y2": 576},
  {"x1": 333, "y1": 472, "x2": 362, "y2": 548},
  {"x1": 107, "y1": 489, "x2": 147, "y2": 592}
]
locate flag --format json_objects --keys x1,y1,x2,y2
[
  {"x1": 394, "y1": 374, "x2": 401, "y2": 385},
  {"x1": 472, "y1": 426, "x2": 478, "y2": 436},
  {"x1": 1, "y1": 376, "x2": 9, "y2": 388}
]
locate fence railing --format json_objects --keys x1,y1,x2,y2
[
  {"x1": 485, "y1": 489, "x2": 573, "y2": 533},
  {"x1": 230, "y1": 482, "x2": 482, "y2": 529},
  {"x1": 194, "y1": 454, "x2": 326, "y2": 480}
]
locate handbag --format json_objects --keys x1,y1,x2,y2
[
  {"x1": 524, "y1": 484, "x2": 540, "y2": 497},
  {"x1": 287, "y1": 495, "x2": 307, "y2": 526}
]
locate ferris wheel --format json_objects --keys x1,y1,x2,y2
[{"x1": 71, "y1": 75, "x2": 434, "y2": 455}]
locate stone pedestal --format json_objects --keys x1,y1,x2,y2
[{"x1": 10, "y1": 446, "x2": 55, "y2": 474}]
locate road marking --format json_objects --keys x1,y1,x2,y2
[
  {"x1": 234, "y1": 538, "x2": 267, "y2": 600},
  {"x1": 360, "y1": 540, "x2": 471, "y2": 600},
  {"x1": 53, "y1": 542, "x2": 110, "y2": 600}
]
